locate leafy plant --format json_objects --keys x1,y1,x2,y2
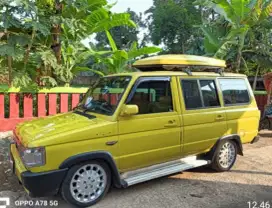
[
  {"x1": 0, "y1": 0, "x2": 143, "y2": 88},
  {"x1": 77, "y1": 41, "x2": 161, "y2": 75},
  {"x1": 195, "y1": 0, "x2": 272, "y2": 71},
  {"x1": 146, "y1": 0, "x2": 202, "y2": 54}
]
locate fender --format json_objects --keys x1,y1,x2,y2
[
  {"x1": 207, "y1": 134, "x2": 243, "y2": 162},
  {"x1": 59, "y1": 151, "x2": 127, "y2": 188}
]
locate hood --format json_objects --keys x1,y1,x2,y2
[{"x1": 15, "y1": 112, "x2": 117, "y2": 147}]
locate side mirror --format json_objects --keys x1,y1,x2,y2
[{"x1": 120, "y1": 105, "x2": 139, "y2": 116}]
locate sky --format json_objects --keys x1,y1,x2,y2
[{"x1": 109, "y1": 0, "x2": 153, "y2": 13}]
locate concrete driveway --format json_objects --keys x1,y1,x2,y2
[{"x1": 0, "y1": 131, "x2": 271, "y2": 208}]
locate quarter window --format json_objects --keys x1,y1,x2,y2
[
  {"x1": 219, "y1": 79, "x2": 250, "y2": 105},
  {"x1": 182, "y1": 80, "x2": 202, "y2": 109},
  {"x1": 200, "y1": 80, "x2": 220, "y2": 107},
  {"x1": 127, "y1": 79, "x2": 173, "y2": 114},
  {"x1": 181, "y1": 79, "x2": 220, "y2": 109}
]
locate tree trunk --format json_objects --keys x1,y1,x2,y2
[
  {"x1": 5, "y1": 29, "x2": 12, "y2": 87},
  {"x1": 24, "y1": 29, "x2": 36, "y2": 69},
  {"x1": 181, "y1": 39, "x2": 185, "y2": 54},
  {"x1": 51, "y1": 0, "x2": 63, "y2": 64},
  {"x1": 252, "y1": 66, "x2": 260, "y2": 91},
  {"x1": 52, "y1": 25, "x2": 62, "y2": 64},
  {"x1": 236, "y1": 31, "x2": 247, "y2": 73},
  {"x1": 236, "y1": 50, "x2": 242, "y2": 73},
  {"x1": 7, "y1": 56, "x2": 12, "y2": 87}
]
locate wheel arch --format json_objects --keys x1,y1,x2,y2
[
  {"x1": 59, "y1": 151, "x2": 126, "y2": 188},
  {"x1": 208, "y1": 134, "x2": 243, "y2": 162}
]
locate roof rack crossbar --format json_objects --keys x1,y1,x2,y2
[
  {"x1": 182, "y1": 68, "x2": 192, "y2": 76},
  {"x1": 216, "y1": 68, "x2": 224, "y2": 76}
]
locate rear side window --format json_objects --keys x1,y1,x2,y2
[
  {"x1": 182, "y1": 80, "x2": 202, "y2": 109},
  {"x1": 181, "y1": 79, "x2": 220, "y2": 109},
  {"x1": 200, "y1": 80, "x2": 220, "y2": 107},
  {"x1": 219, "y1": 79, "x2": 250, "y2": 105}
]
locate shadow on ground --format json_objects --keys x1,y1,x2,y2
[
  {"x1": 89, "y1": 174, "x2": 272, "y2": 208},
  {"x1": 259, "y1": 132, "x2": 272, "y2": 138}
]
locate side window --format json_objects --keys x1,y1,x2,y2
[
  {"x1": 127, "y1": 79, "x2": 173, "y2": 114},
  {"x1": 181, "y1": 80, "x2": 202, "y2": 109},
  {"x1": 181, "y1": 79, "x2": 220, "y2": 109},
  {"x1": 200, "y1": 80, "x2": 220, "y2": 107},
  {"x1": 219, "y1": 79, "x2": 250, "y2": 105}
]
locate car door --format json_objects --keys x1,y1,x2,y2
[
  {"x1": 218, "y1": 78, "x2": 260, "y2": 144},
  {"x1": 179, "y1": 78, "x2": 228, "y2": 156},
  {"x1": 118, "y1": 77, "x2": 182, "y2": 172}
]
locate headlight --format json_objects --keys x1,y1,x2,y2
[{"x1": 19, "y1": 147, "x2": 46, "y2": 168}]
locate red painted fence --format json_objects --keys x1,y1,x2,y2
[
  {"x1": 0, "y1": 88, "x2": 268, "y2": 132},
  {"x1": 255, "y1": 94, "x2": 267, "y2": 116},
  {"x1": 0, "y1": 87, "x2": 88, "y2": 132},
  {"x1": 0, "y1": 87, "x2": 122, "y2": 132}
]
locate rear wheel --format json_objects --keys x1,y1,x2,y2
[
  {"x1": 211, "y1": 140, "x2": 237, "y2": 172},
  {"x1": 61, "y1": 161, "x2": 111, "y2": 207}
]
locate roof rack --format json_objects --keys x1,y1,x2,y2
[
  {"x1": 133, "y1": 55, "x2": 226, "y2": 76},
  {"x1": 180, "y1": 68, "x2": 224, "y2": 76},
  {"x1": 182, "y1": 68, "x2": 192, "y2": 76},
  {"x1": 133, "y1": 55, "x2": 227, "y2": 68},
  {"x1": 145, "y1": 65, "x2": 225, "y2": 76},
  {"x1": 216, "y1": 68, "x2": 224, "y2": 76}
]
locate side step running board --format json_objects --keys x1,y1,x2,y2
[{"x1": 121, "y1": 156, "x2": 210, "y2": 187}]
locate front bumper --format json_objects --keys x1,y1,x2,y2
[{"x1": 10, "y1": 144, "x2": 68, "y2": 197}]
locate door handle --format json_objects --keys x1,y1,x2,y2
[
  {"x1": 215, "y1": 115, "x2": 225, "y2": 121},
  {"x1": 106, "y1": 141, "x2": 118, "y2": 146},
  {"x1": 164, "y1": 120, "x2": 178, "y2": 127}
]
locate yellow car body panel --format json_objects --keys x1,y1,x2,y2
[
  {"x1": 10, "y1": 144, "x2": 27, "y2": 182},
  {"x1": 10, "y1": 56, "x2": 260, "y2": 196}
]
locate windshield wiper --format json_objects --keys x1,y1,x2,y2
[
  {"x1": 73, "y1": 110, "x2": 96, "y2": 119},
  {"x1": 73, "y1": 105, "x2": 96, "y2": 116},
  {"x1": 73, "y1": 105, "x2": 85, "y2": 111}
]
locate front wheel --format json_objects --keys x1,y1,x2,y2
[
  {"x1": 211, "y1": 140, "x2": 237, "y2": 172},
  {"x1": 61, "y1": 161, "x2": 111, "y2": 207}
]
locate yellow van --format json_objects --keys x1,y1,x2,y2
[{"x1": 10, "y1": 55, "x2": 260, "y2": 207}]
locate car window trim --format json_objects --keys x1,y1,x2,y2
[
  {"x1": 217, "y1": 77, "x2": 251, "y2": 107},
  {"x1": 181, "y1": 78, "x2": 222, "y2": 110},
  {"x1": 125, "y1": 76, "x2": 175, "y2": 114},
  {"x1": 199, "y1": 79, "x2": 221, "y2": 108}
]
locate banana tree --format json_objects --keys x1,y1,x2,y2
[
  {"x1": 84, "y1": 7, "x2": 136, "y2": 51},
  {"x1": 195, "y1": 0, "x2": 272, "y2": 71},
  {"x1": 74, "y1": 42, "x2": 161, "y2": 75},
  {"x1": 72, "y1": 7, "x2": 161, "y2": 76}
]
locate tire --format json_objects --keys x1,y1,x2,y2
[
  {"x1": 211, "y1": 140, "x2": 237, "y2": 172},
  {"x1": 61, "y1": 160, "x2": 111, "y2": 207},
  {"x1": 259, "y1": 118, "x2": 271, "y2": 131}
]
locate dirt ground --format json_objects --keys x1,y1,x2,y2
[{"x1": 0, "y1": 131, "x2": 271, "y2": 208}]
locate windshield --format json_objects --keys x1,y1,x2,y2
[{"x1": 78, "y1": 76, "x2": 131, "y2": 116}]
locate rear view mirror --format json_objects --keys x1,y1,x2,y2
[{"x1": 120, "y1": 105, "x2": 139, "y2": 116}]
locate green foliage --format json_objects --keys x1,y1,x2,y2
[
  {"x1": 79, "y1": 41, "x2": 161, "y2": 75},
  {"x1": 0, "y1": 0, "x2": 143, "y2": 88},
  {"x1": 195, "y1": 0, "x2": 272, "y2": 72},
  {"x1": 85, "y1": 8, "x2": 136, "y2": 34},
  {"x1": 95, "y1": 8, "x2": 147, "y2": 50},
  {"x1": 146, "y1": 0, "x2": 202, "y2": 54}
]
